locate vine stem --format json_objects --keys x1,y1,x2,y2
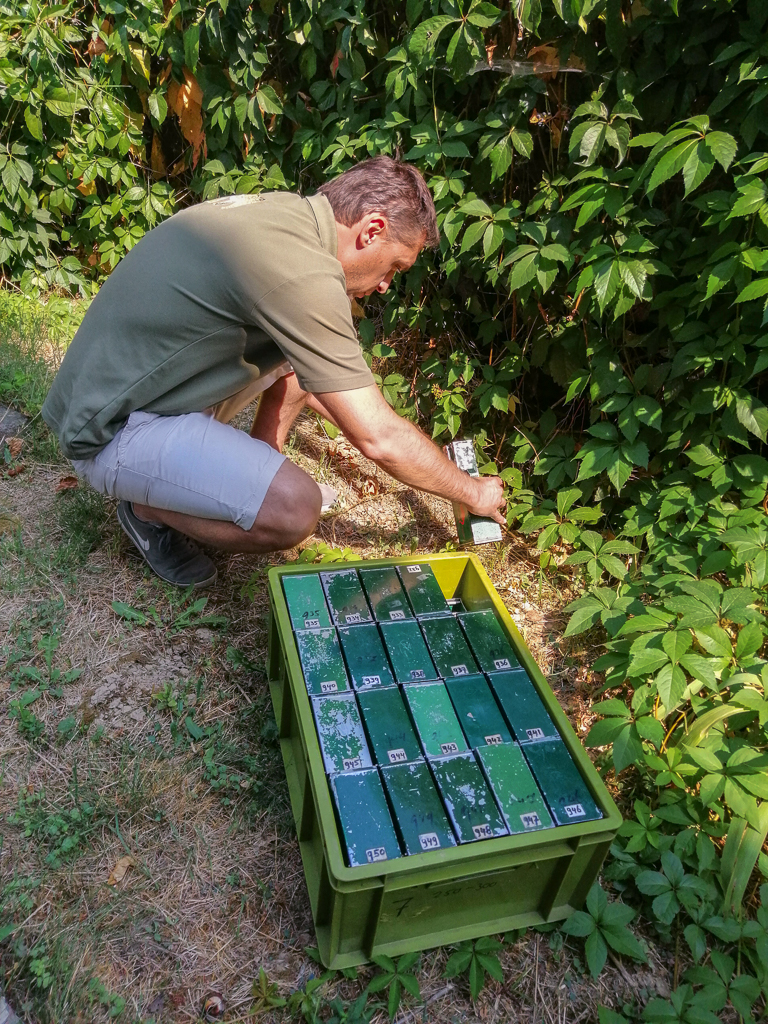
[
  {"x1": 673, "y1": 927, "x2": 680, "y2": 989},
  {"x1": 661, "y1": 710, "x2": 688, "y2": 753}
]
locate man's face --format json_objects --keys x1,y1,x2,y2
[{"x1": 342, "y1": 234, "x2": 424, "y2": 300}]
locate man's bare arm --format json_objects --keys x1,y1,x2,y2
[{"x1": 313, "y1": 384, "x2": 506, "y2": 524}]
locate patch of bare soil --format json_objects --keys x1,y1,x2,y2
[{"x1": 0, "y1": 411, "x2": 669, "y2": 1024}]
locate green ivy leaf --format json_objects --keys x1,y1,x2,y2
[
  {"x1": 735, "y1": 620, "x2": 763, "y2": 659},
  {"x1": 682, "y1": 138, "x2": 715, "y2": 195},
  {"x1": 148, "y1": 91, "x2": 168, "y2": 125},
  {"x1": 408, "y1": 14, "x2": 457, "y2": 56},
  {"x1": 594, "y1": 260, "x2": 620, "y2": 312},
  {"x1": 24, "y1": 107, "x2": 43, "y2": 141},
  {"x1": 647, "y1": 137, "x2": 697, "y2": 192},
  {"x1": 612, "y1": 721, "x2": 644, "y2": 772},
  {"x1": 507, "y1": 251, "x2": 538, "y2": 292},
  {"x1": 706, "y1": 130, "x2": 738, "y2": 172}
]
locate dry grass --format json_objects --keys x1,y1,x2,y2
[{"x1": 0, "y1": 397, "x2": 670, "y2": 1024}]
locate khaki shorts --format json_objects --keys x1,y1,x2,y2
[{"x1": 72, "y1": 410, "x2": 286, "y2": 531}]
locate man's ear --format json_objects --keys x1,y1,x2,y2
[{"x1": 358, "y1": 212, "x2": 388, "y2": 248}]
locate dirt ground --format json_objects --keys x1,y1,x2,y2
[{"x1": 0, "y1": 410, "x2": 672, "y2": 1023}]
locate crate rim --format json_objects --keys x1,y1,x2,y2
[{"x1": 267, "y1": 553, "x2": 622, "y2": 887}]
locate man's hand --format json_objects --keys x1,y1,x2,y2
[
  {"x1": 311, "y1": 384, "x2": 508, "y2": 521},
  {"x1": 464, "y1": 475, "x2": 506, "y2": 526}
]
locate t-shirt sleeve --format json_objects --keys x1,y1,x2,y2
[{"x1": 250, "y1": 269, "x2": 375, "y2": 393}]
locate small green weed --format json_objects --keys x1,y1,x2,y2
[
  {"x1": 367, "y1": 952, "x2": 421, "y2": 1019},
  {"x1": 4, "y1": 593, "x2": 67, "y2": 663},
  {"x1": 148, "y1": 678, "x2": 212, "y2": 747},
  {"x1": 55, "y1": 714, "x2": 79, "y2": 744},
  {"x1": 199, "y1": 721, "x2": 283, "y2": 814},
  {"x1": 0, "y1": 922, "x2": 131, "y2": 1024},
  {"x1": 444, "y1": 936, "x2": 504, "y2": 1002},
  {"x1": 286, "y1": 976, "x2": 329, "y2": 1023},
  {"x1": 11, "y1": 770, "x2": 112, "y2": 867},
  {"x1": 10, "y1": 631, "x2": 83, "y2": 694},
  {"x1": 150, "y1": 680, "x2": 189, "y2": 715},
  {"x1": 4, "y1": 602, "x2": 84, "y2": 743},
  {"x1": 1, "y1": 875, "x2": 42, "y2": 917},
  {"x1": 0, "y1": 513, "x2": 50, "y2": 583},
  {"x1": 87, "y1": 976, "x2": 127, "y2": 1018},
  {"x1": 8, "y1": 695, "x2": 45, "y2": 740},
  {"x1": 295, "y1": 541, "x2": 358, "y2": 564},
  {"x1": 111, "y1": 591, "x2": 228, "y2": 631},
  {"x1": 560, "y1": 883, "x2": 647, "y2": 977},
  {"x1": 27, "y1": 944, "x2": 55, "y2": 990},
  {"x1": 325, "y1": 991, "x2": 376, "y2": 1024},
  {"x1": 250, "y1": 967, "x2": 287, "y2": 1014}
]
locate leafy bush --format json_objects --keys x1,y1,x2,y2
[{"x1": 2, "y1": 0, "x2": 766, "y2": 504}]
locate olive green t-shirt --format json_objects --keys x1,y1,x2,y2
[{"x1": 42, "y1": 191, "x2": 374, "y2": 460}]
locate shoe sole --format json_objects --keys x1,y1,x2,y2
[{"x1": 116, "y1": 504, "x2": 218, "y2": 589}]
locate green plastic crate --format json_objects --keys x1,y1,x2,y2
[{"x1": 267, "y1": 553, "x2": 622, "y2": 968}]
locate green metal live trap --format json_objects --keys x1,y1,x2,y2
[{"x1": 266, "y1": 554, "x2": 621, "y2": 968}]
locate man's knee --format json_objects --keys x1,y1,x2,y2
[{"x1": 249, "y1": 460, "x2": 321, "y2": 551}]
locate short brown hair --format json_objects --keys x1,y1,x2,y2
[{"x1": 317, "y1": 156, "x2": 439, "y2": 249}]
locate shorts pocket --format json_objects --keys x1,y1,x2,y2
[{"x1": 116, "y1": 411, "x2": 156, "y2": 468}]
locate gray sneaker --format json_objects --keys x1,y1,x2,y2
[{"x1": 116, "y1": 501, "x2": 217, "y2": 588}]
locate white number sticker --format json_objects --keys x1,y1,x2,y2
[
  {"x1": 390, "y1": 610, "x2": 406, "y2": 620},
  {"x1": 346, "y1": 613, "x2": 362, "y2": 623},
  {"x1": 493, "y1": 658, "x2": 512, "y2": 670},
  {"x1": 451, "y1": 664, "x2": 469, "y2": 676},
  {"x1": 320, "y1": 680, "x2": 338, "y2": 693},
  {"x1": 564, "y1": 803, "x2": 585, "y2": 819},
  {"x1": 388, "y1": 748, "x2": 408, "y2": 763},
  {"x1": 366, "y1": 847, "x2": 387, "y2": 863},
  {"x1": 520, "y1": 812, "x2": 541, "y2": 829},
  {"x1": 484, "y1": 734, "x2": 503, "y2": 746},
  {"x1": 526, "y1": 727, "x2": 545, "y2": 741},
  {"x1": 342, "y1": 756, "x2": 363, "y2": 770},
  {"x1": 440, "y1": 741, "x2": 460, "y2": 755},
  {"x1": 406, "y1": 565, "x2": 421, "y2": 573},
  {"x1": 472, "y1": 823, "x2": 493, "y2": 840},
  {"x1": 410, "y1": 669, "x2": 426, "y2": 680},
  {"x1": 305, "y1": 618, "x2": 321, "y2": 628},
  {"x1": 361, "y1": 675, "x2": 381, "y2": 687},
  {"x1": 419, "y1": 832, "x2": 440, "y2": 851}
]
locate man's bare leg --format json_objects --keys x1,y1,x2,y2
[
  {"x1": 250, "y1": 373, "x2": 310, "y2": 450},
  {"x1": 133, "y1": 459, "x2": 321, "y2": 554},
  {"x1": 248, "y1": 372, "x2": 341, "y2": 511},
  {"x1": 250, "y1": 373, "x2": 340, "y2": 450},
  {"x1": 130, "y1": 377, "x2": 333, "y2": 559}
]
